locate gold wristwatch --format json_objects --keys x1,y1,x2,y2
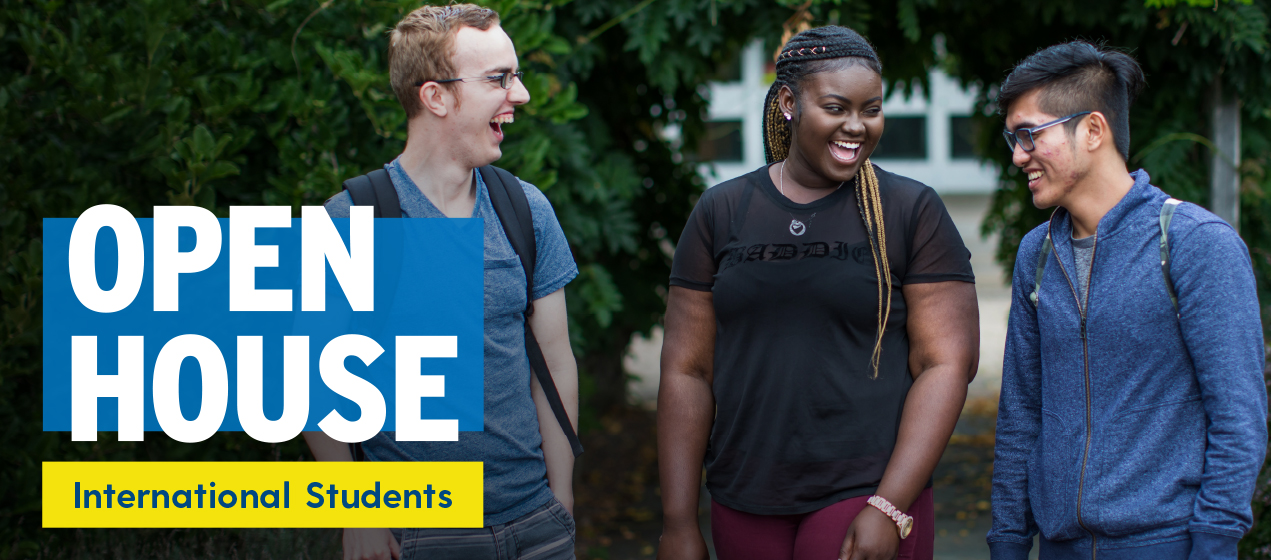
[{"x1": 866, "y1": 495, "x2": 914, "y2": 539}]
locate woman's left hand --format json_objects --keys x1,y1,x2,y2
[{"x1": 839, "y1": 506, "x2": 900, "y2": 560}]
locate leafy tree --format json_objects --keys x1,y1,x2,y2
[
  {"x1": 0, "y1": 0, "x2": 793, "y2": 553},
  {"x1": 911, "y1": 1, "x2": 1271, "y2": 302},
  {"x1": 0, "y1": 0, "x2": 618, "y2": 553}
]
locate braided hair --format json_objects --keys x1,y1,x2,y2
[{"x1": 762, "y1": 26, "x2": 892, "y2": 379}]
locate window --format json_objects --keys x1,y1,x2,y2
[
  {"x1": 874, "y1": 116, "x2": 926, "y2": 160},
  {"x1": 697, "y1": 120, "x2": 743, "y2": 162},
  {"x1": 950, "y1": 116, "x2": 978, "y2": 160}
]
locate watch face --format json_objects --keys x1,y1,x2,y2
[{"x1": 899, "y1": 517, "x2": 913, "y2": 539}]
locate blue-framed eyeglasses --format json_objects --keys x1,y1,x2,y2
[
  {"x1": 1003, "y1": 111, "x2": 1092, "y2": 153},
  {"x1": 415, "y1": 71, "x2": 524, "y2": 90}
]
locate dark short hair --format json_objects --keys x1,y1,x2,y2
[{"x1": 997, "y1": 41, "x2": 1145, "y2": 160}]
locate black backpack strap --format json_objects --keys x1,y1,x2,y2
[
  {"x1": 481, "y1": 166, "x2": 537, "y2": 315},
  {"x1": 481, "y1": 165, "x2": 583, "y2": 457},
  {"x1": 341, "y1": 169, "x2": 401, "y2": 218},
  {"x1": 348, "y1": 441, "x2": 367, "y2": 462},
  {"x1": 337, "y1": 167, "x2": 400, "y2": 462},
  {"x1": 1160, "y1": 198, "x2": 1182, "y2": 316},
  {"x1": 1029, "y1": 210, "x2": 1065, "y2": 309},
  {"x1": 338, "y1": 168, "x2": 403, "y2": 327},
  {"x1": 524, "y1": 324, "x2": 583, "y2": 455}
]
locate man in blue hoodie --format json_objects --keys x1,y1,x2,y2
[{"x1": 988, "y1": 41, "x2": 1267, "y2": 560}]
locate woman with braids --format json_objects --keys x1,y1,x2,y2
[{"x1": 657, "y1": 26, "x2": 979, "y2": 560}]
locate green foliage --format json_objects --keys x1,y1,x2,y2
[
  {"x1": 1146, "y1": 0, "x2": 1252, "y2": 8},
  {"x1": 0, "y1": 0, "x2": 645, "y2": 553},
  {"x1": 898, "y1": 0, "x2": 1271, "y2": 303},
  {"x1": 0, "y1": 0, "x2": 808, "y2": 554}
]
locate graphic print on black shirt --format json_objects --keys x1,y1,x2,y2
[
  {"x1": 669, "y1": 164, "x2": 974, "y2": 515},
  {"x1": 719, "y1": 240, "x2": 877, "y2": 271}
]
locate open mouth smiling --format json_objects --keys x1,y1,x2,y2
[
  {"x1": 490, "y1": 112, "x2": 513, "y2": 141},
  {"x1": 829, "y1": 140, "x2": 861, "y2": 164},
  {"x1": 1027, "y1": 169, "x2": 1043, "y2": 187}
]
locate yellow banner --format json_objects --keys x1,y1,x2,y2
[{"x1": 43, "y1": 461, "x2": 482, "y2": 528}]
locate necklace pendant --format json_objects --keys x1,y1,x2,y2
[{"x1": 789, "y1": 219, "x2": 806, "y2": 236}]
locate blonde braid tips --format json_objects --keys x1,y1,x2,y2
[{"x1": 855, "y1": 162, "x2": 890, "y2": 379}]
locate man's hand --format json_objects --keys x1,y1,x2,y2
[
  {"x1": 556, "y1": 494, "x2": 574, "y2": 516},
  {"x1": 342, "y1": 528, "x2": 400, "y2": 560},
  {"x1": 657, "y1": 523, "x2": 709, "y2": 560},
  {"x1": 839, "y1": 507, "x2": 899, "y2": 560}
]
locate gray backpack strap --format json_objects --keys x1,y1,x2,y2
[
  {"x1": 1160, "y1": 198, "x2": 1182, "y2": 316},
  {"x1": 1030, "y1": 232, "x2": 1053, "y2": 308}
]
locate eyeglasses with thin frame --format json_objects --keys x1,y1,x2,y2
[
  {"x1": 1003, "y1": 111, "x2": 1092, "y2": 153},
  {"x1": 415, "y1": 71, "x2": 524, "y2": 90}
]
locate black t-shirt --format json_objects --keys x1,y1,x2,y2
[{"x1": 669, "y1": 164, "x2": 974, "y2": 515}]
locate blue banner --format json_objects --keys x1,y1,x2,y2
[{"x1": 43, "y1": 209, "x2": 484, "y2": 442}]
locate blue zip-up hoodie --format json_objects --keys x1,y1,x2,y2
[{"x1": 988, "y1": 170, "x2": 1267, "y2": 560}]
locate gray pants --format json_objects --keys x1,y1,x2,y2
[{"x1": 391, "y1": 498, "x2": 575, "y2": 560}]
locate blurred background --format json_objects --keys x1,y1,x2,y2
[{"x1": 2, "y1": 0, "x2": 1269, "y2": 558}]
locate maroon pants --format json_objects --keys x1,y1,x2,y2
[{"x1": 710, "y1": 488, "x2": 935, "y2": 560}]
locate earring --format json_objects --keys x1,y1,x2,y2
[{"x1": 784, "y1": 113, "x2": 791, "y2": 121}]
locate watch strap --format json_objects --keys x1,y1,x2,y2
[{"x1": 866, "y1": 495, "x2": 913, "y2": 539}]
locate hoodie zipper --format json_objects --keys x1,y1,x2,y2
[{"x1": 1049, "y1": 219, "x2": 1099, "y2": 559}]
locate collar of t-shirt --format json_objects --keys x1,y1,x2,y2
[
  {"x1": 1072, "y1": 233, "x2": 1095, "y2": 305},
  {"x1": 386, "y1": 158, "x2": 485, "y2": 219}
]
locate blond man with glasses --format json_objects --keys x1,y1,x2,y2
[{"x1": 305, "y1": 5, "x2": 580, "y2": 559}]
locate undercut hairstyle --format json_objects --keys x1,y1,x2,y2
[
  {"x1": 761, "y1": 26, "x2": 891, "y2": 379},
  {"x1": 997, "y1": 41, "x2": 1146, "y2": 160},
  {"x1": 389, "y1": 4, "x2": 500, "y2": 118}
]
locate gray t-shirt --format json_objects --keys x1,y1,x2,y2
[
  {"x1": 324, "y1": 159, "x2": 578, "y2": 526},
  {"x1": 1072, "y1": 234, "x2": 1095, "y2": 306}
]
